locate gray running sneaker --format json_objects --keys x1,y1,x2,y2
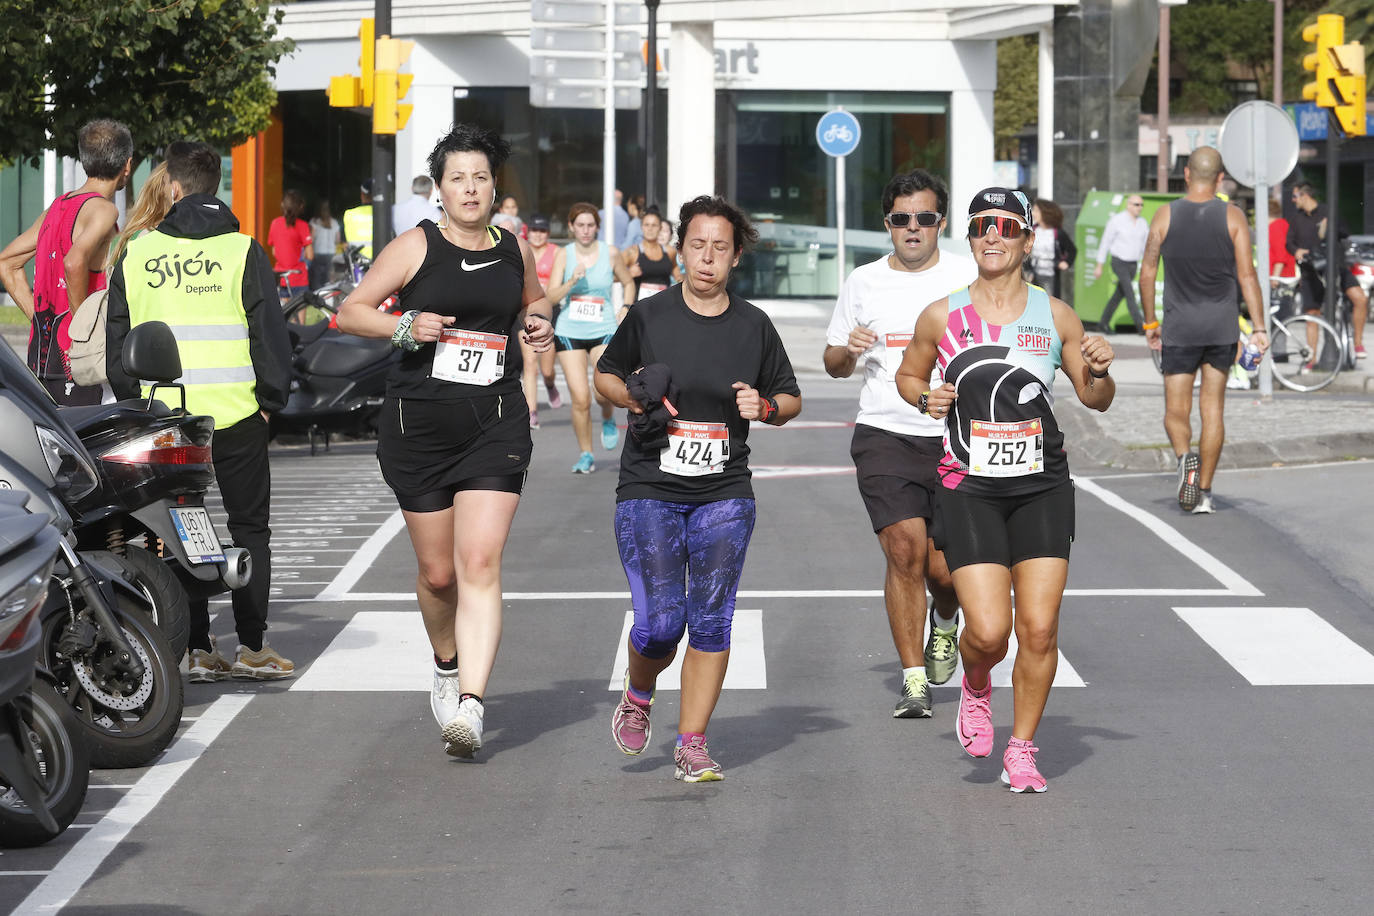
[
  {"x1": 1177, "y1": 452, "x2": 1201, "y2": 512},
  {"x1": 1191, "y1": 491, "x2": 1216, "y2": 514},
  {"x1": 893, "y1": 670, "x2": 932, "y2": 718},
  {"x1": 442, "y1": 697, "x2": 484, "y2": 758},
  {"x1": 924, "y1": 605, "x2": 960, "y2": 686}
]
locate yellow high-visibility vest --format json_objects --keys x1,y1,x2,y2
[
  {"x1": 122, "y1": 230, "x2": 259, "y2": 428},
  {"x1": 343, "y1": 205, "x2": 373, "y2": 259}
]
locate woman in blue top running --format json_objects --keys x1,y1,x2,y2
[
  {"x1": 546, "y1": 202, "x2": 637, "y2": 473},
  {"x1": 895, "y1": 187, "x2": 1115, "y2": 794}
]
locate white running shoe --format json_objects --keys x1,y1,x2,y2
[
  {"x1": 1191, "y1": 491, "x2": 1216, "y2": 514},
  {"x1": 442, "y1": 697, "x2": 484, "y2": 758},
  {"x1": 431, "y1": 667, "x2": 461, "y2": 730}
]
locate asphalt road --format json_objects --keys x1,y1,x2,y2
[{"x1": 4, "y1": 372, "x2": 1374, "y2": 915}]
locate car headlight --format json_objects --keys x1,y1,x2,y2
[
  {"x1": 0, "y1": 563, "x2": 54, "y2": 650},
  {"x1": 36, "y1": 425, "x2": 100, "y2": 502}
]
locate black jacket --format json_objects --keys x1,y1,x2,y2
[{"x1": 107, "y1": 193, "x2": 292, "y2": 414}]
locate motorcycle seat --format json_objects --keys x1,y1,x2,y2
[
  {"x1": 302, "y1": 335, "x2": 396, "y2": 378},
  {"x1": 60, "y1": 398, "x2": 177, "y2": 433}
]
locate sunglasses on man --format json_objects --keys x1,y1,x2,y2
[
  {"x1": 967, "y1": 214, "x2": 1030, "y2": 239},
  {"x1": 886, "y1": 211, "x2": 942, "y2": 229}
]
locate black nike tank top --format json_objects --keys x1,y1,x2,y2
[{"x1": 387, "y1": 221, "x2": 525, "y2": 399}]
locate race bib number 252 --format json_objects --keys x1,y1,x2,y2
[{"x1": 968, "y1": 418, "x2": 1043, "y2": 478}]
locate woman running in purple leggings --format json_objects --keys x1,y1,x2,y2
[{"x1": 594, "y1": 195, "x2": 801, "y2": 782}]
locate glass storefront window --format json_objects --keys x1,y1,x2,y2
[{"x1": 722, "y1": 90, "x2": 949, "y2": 299}]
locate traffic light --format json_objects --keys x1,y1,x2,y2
[
  {"x1": 1301, "y1": 15, "x2": 1342, "y2": 109},
  {"x1": 373, "y1": 37, "x2": 415, "y2": 134},
  {"x1": 1330, "y1": 42, "x2": 1367, "y2": 136},
  {"x1": 327, "y1": 18, "x2": 375, "y2": 110}
]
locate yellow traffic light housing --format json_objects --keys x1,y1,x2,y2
[
  {"x1": 1301, "y1": 15, "x2": 1342, "y2": 108},
  {"x1": 328, "y1": 18, "x2": 375, "y2": 110},
  {"x1": 1331, "y1": 42, "x2": 1367, "y2": 137},
  {"x1": 359, "y1": 18, "x2": 376, "y2": 106},
  {"x1": 373, "y1": 37, "x2": 416, "y2": 135}
]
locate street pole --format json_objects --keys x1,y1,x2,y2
[
  {"x1": 1272, "y1": 0, "x2": 1283, "y2": 106},
  {"x1": 1156, "y1": 5, "x2": 1171, "y2": 192},
  {"x1": 1324, "y1": 111, "x2": 1340, "y2": 328},
  {"x1": 372, "y1": 0, "x2": 395, "y2": 253},
  {"x1": 603, "y1": 0, "x2": 616, "y2": 245},
  {"x1": 644, "y1": 0, "x2": 659, "y2": 209},
  {"x1": 836, "y1": 151, "x2": 847, "y2": 291}
]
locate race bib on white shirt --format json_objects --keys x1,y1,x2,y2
[
  {"x1": 660, "y1": 420, "x2": 730, "y2": 477},
  {"x1": 968, "y1": 418, "x2": 1044, "y2": 477},
  {"x1": 638, "y1": 282, "x2": 667, "y2": 297},
  {"x1": 883, "y1": 331, "x2": 913, "y2": 375},
  {"x1": 570, "y1": 295, "x2": 605, "y2": 322},
  {"x1": 431, "y1": 329, "x2": 507, "y2": 386}
]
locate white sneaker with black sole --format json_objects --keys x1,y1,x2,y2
[{"x1": 442, "y1": 696, "x2": 484, "y2": 758}]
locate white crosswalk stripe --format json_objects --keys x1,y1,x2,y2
[{"x1": 1173, "y1": 606, "x2": 1374, "y2": 685}]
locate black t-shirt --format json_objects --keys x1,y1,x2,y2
[
  {"x1": 386, "y1": 222, "x2": 525, "y2": 399},
  {"x1": 597, "y1": 285, "x2": 801, "y2": 503}
]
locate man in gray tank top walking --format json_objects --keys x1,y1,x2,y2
[{"x1": 1137, "y1": 147, "x2": 1268, "y2": 515}]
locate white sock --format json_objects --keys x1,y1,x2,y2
[
  {"x1": 902, "y1": 666, "x2": 926, "y2": 681},
  {"x1": 933, "y1": 608, "x2": 959, "y2": 629}
]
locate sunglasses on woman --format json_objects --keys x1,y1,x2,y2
[
  {"x1": 886, "y1": 211, "x2": 942, "y2": 229},
  {"x1": 967, "y1": 215, "x2": 1029, "y2": 239}
]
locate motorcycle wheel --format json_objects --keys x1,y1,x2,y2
[
  {"x1": 0, "y1": 681, "x2": 92, "y2": 848},
  {"x1": 43, "y1": 592, "x2": 185, "y2": 770},
  {"x1": 88, "y1": 548, "x2": 191, "y2": 660}
]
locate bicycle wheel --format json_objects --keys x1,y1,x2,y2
[{"x1": 1271, "y1": 315, "x2": 1342, "y2": 391}]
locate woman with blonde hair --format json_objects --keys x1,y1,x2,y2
[{"x1": 109, "y1": 163, "x2": 175, "y2": 267}]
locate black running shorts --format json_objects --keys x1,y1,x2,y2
[
  {"x1": 850, "y1": 424, "x2": 943, "y2": 532},
  {"x1": 1160, "y1": 343, "x2": 1234, "y2": 375},
  {"x1": 933, "y1": 479, "x2": 1075, "y2": 571},
  {"x1": 377, "y1": 391, "x2": 531, "y2": 513}
]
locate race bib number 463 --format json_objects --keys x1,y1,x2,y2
[
  {"x1": 570, "y1": 295, "x2": 605, "y2": 322},
  {"x1": 660, "y1": 420, "x2": 730, "y2": 477},
  {"x1": 431, "y1": 329, "x2": 507, "y2": 386},
  {"x1": 969, "y1": 418, "x2": 1044, "y2": 477}
]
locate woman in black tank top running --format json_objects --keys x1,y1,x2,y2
[
  {"x1": 337, "y1": 123, "x2": 555, "y2": 761},
  {"x1": 621, "y1": 206, "x2": 681, "y2": 302}
]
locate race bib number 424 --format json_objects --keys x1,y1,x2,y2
[
  {"x1": 431, "y1": 329, "x2": 507, "y2": 386},
  {"x1": 969, "y1": 417, "x2": 1044, "y2": 477},
  {"x1": 660, "y1": 419, "x2": 730, "y2": 477}
]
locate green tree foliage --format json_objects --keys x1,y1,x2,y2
[
  {"x1": 1170, "y1": 0, "x2": 1288, "y2": 113},
  {"x1": 995, "y1": 35, "x2": 1038, "y2": 160},
  {"x1": 0, "y1": 0, "x2": 293, "y2": 166}
]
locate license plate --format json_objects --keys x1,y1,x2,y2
[{"x1": 170, "y1": 507, "x2": 226, "y2": 565}]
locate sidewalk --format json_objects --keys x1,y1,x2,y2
[{"x1": 756, "y1": 298, "x2": 1374, "y2": 472}]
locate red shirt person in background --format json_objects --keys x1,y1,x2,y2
[
  {"x1": 1268, "y1": 198, "x2": 1296, "y2": 280},
  {"x1": 267, "y1": 189, "x2": 314, "y2": 299}
]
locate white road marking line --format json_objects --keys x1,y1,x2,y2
[
  {"x1": 310, "y1": 587, "x2": 1240, "y2": 603},
  {"x1": 932, "y1": 626, "x2": 1085, "y2": 688},
  {"x1": 290, "y1": 611, "x2": 431, "y2": 691},
  {"x1": 1173, "y1": 607, "x2": 1374, "y2": 685},
  {"x1": 0, "y1": 871, "x2": 52, "y2": 877},
  {"x1": 751, "y1": 465, "x2": 855, "y2": 479},
  {"x1": 316, "y1": 510, "x2": 406, "y2": 600},
  {"x1": 607, "y1": 610, "x2": 766, "y2": 690},
  {"x1": 12, "y1": 695, "x2": 252, "y2": 916},
  {"x1": 1073, "y1": 476, "x2": 1262, "y2": 596}
]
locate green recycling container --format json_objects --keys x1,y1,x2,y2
[{"x1": 1072, "y1": 190, "x2": 1179, "y2": 330}]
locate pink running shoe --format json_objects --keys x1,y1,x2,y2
[
  {"x1": 546, "y1": 379, "x2": 563, "y2": 408},
  {"x1": 611, "y1": 675, "x2": 653, "y2": 755},
  {"x1": 673, "y1": 735, "x2": 723, "y2": 782},
  {"x1": 956, "y1": 675, "x2": 994, "y2": 758},
  {"x1": 1001, "y1": 737, "x2": 1048, "y2": 793}
]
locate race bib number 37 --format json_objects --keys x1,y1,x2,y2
[
  {"x1": 660, "y1": 420, "x2": 730, "y2": 477},
  {"x1": 969, "y1": 417, "x2": 1044, "y2": 477},
  {"x1": 431, "y1": 329, "x2": 507, "y2": 386}
]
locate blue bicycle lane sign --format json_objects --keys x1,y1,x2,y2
[{"x1": 816, "y1": 109, "x2": 861, "y2": 158}]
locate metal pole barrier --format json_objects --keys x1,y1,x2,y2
[
  {"x1": 603, "y1": 0, "x2": 616, "y2": 245},
  {"x1": 372, "y1": 0, "x2": 395, "y2": 252},
  {"x1": 644, "y1": 0, "x2": 659, "y2": 209}
]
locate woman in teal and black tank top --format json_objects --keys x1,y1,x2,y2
[
  {"x1": 893, "y1": 187, "x2": 1117, "y2": 794},
  {"x1": 544, "y1": 202, "x2": 638, "y2": 474}
]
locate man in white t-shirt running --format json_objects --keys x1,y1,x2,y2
[{"x1": 823, "y1": 169, "x2": 977, "y2": 719}]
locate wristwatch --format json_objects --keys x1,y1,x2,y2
[
  {"x1": 760, "y1": 396, "x2": 779, "y2": 422},
  {"x1": 917, "y1": 391, "x2": 930, "y2": 414}
]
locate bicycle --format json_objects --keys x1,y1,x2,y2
[{"x1": 1148, "y1": 281, "x2": 1343, "y2": 392}]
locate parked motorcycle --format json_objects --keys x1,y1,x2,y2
[
  {"x1": 0, "y1": 323, "x2": 184, "y2": 769},
  {"x1": 272, "y1": 275, "x2": 401, "y2": 454},
  {"x1": 59, "y1": 352, "x2": 252, "y2": 660},
  {"x1": 0, "y1": 492, "x2": 91, "y2": 848}
]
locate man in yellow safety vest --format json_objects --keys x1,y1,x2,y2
[
  {"x1": 106, "y1": 140, "x2": 296, "y2": 681},
  {"x1": 342, "y1": 178, "x2": 374, "y2": 260}
]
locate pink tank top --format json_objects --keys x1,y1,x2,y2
[
  {"x1": 534, "y1": 244, "x2": 557, "y2": 290},
  {"x1": 29, "y1": 192, "x2": 109, "y2": 381}
]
